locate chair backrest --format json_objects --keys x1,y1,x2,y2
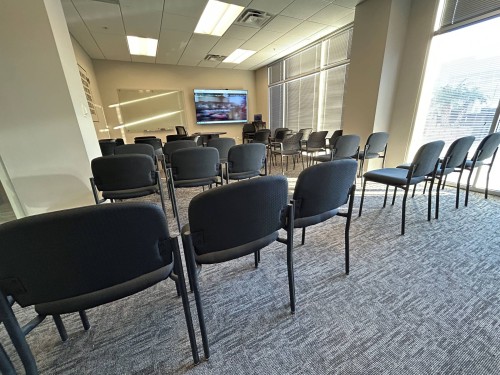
[
  {"x1": 472, "y1": 132, "x2": 500, "y2": 162},
  {"x1": 176, "y1": 126, "x2": 188, "y2": 135},
  {"x1": 275, "y1": 128, "x2": 292, "y2": 142},
  {"x1": 253, "y1": 129, "x2": 271, "y2": 144},
  {"x1": 135, "y1": 137, "x2": 163, "y2": 150},
  {"x1": 227, "y1": 143, "x2": 266, "y2": 173},
  {"x1": 207, "y1": 138, "x2": 236, "y2": 161},
  {"x1": 171, "y1": 147, "x2": 220, "y2": 181},
  {"x1": 115, "y1": 138, "x2": 125, "y2": 146},
  {"x1": 410, "y1": 140, "x2": 445, "y2": 178},
  {"x1": 306, "y1": 131, "x2": 328, "y2": 148},
  {"x1": 282, "y1": 132, "x2": 303, "y2": 151},
  {"x1": 242, "y1": 123, "x2": 256, "y2": 134},
  {"x1": 98, "y1": 140, "x2": 116, "y2": 156},
  {"x1": 166, "y1": 134, "x2": 187, "y2": 142},
  {"x1": 91, "y1": 154, "x2": 157, "y2": 191},
  {"x1": 298, "y1": 128, "x2": 313, "y2": 141},
  {"x1": 293, "y1": 159, "x2": 357, "y2": 220},
  {"x1": 114, "y1": 143, "x2": 156, "y2": 160},
  {"x1": 187, "y1": 175, "x2": 288, "y2": 258},
  {"x1": 328, "y1": 130, "x2": 343, "y2": 147},
  {"x1": 163, "y1": 140, "x2": 198, "y2": 164},
  {"x1": 442, "y1": 136, "x2": 475, "y2": 169},
  {"x1": 0, "y1": 203, "x2": 171, "y2": 307},
  {"x1": 365, "y1": 132, "x2": 389, "y2": 157},
  {"x1": 134, "y1": 136, "x2": 156, "y2": 141},
  {"x1": 331, "y1": 135, "x2": 360, "y2": 159}
]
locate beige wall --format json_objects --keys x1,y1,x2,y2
[
  {"x1": 0, "y1": 0, "x2": 100, "y2": 216},
  {"x1": 93, "y1": 60, "x2": 257, "y2": 144},
  {"x1": 255, "y1": 67, "x2": 269, "y2": 123}
]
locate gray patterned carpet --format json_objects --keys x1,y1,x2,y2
[{"x1": 2, "y1": 165, "x2": 500, "y2": 374}]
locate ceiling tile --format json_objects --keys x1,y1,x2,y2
[
  {"x1": 163, "y1": 0, "x2": 207, "y2": 18},
  {"x1": 72, "y1": 0, "x2": 125, "y2": 35},
  {"x1": 240, "y1": 29, "x2": 283, "y2": 50},
  {"x1": 182, "y1": 34, "x2": 220, "y2": 60},
  {"x1": 161, "y1": 13, "x2": 198, "y2": 33},
  {"x1": 92, "y1": 32, "x2": 130, "y2": 61},
  {"x1": 287, "y1": 21, "x2": 327, "y2": 37},
  {"x1": 210, "y1": 37, "x2": 245, "y2": 56},
  {"x1": 217, "y1": 63, "x2": 238, "y2": 69},
  {"x1": 246, "y1": 0, "x2": 294, "y2": 14},
  {"x1": 263, "y1": 15, "x2": 301, "y2": 33},
  {"x1": 332, "y1": 11, "x2": 355, "y2": 26},
  {"x1": 224, "y1": 25, "x2": 259, "y2": 40},
  {"x1": 177, "y1": 55, "x2": 202, "y2": 66},
  {"x1": 156, "y1": 30, "x2": 191, "y2": 64},
  {"x1": 120, "y1": 0, "x2": 164, "y2": 38},
  {"x1": 308, "y1": 4, "x2": 353, "y2": 25},
  {"x1": 333, "y1": 0, "x2": 362, "y2": 8},
  {"x1": 280, "y1": 0, "x2": 332, "y2": 20}
]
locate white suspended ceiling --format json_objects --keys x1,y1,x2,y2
[{"x1": 62, "y1": 0, "x2": 360, "y2": 70}]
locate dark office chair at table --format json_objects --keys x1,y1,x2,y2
[
  {"x1": 115, "y1": 138, "x2": 125, "y2": 146},
  {"x1": 134, "y1": 136, "x2": 156, "y2": 141},
  {"x1": 225, "y1": 143, "x2": 267, "y2": 183},
  {"x1": 135, "y1": 137, "x2": 163, "y2": 151},
  {"x1": 176, "y1": 126, "x2": 188, "y2": 136},
  {"x1": 242, "y1": 123, "x2": 256, "y2": 143},
  {"x1": 181, "y1": 175, "x2": 294, "y2": 358},
  {"x1": 461, "y1": 132, "x2": 500, "y2": 207},
  {"x1": 292, "y1": 160, "x2": 357, "y2": 273},
  {"x1": 358, "y1": 132, "x2": 390, "y2": 177},
  {"x1": 167, "y1": 134, "x2": 187, "y2": 143},
  {"x1": 0, "y1": 203, "x2": 202, "y2": 374},
  {"x1": 90, "y1": 154, "x2": 167, "y2": 215},
  {"x1": 269, "y1": 132, "x2": 304, "y2": 174},
  {"x1": 313, "y1": 134, "x2": 360, "y2": 163},
  {"x1": 359, "y1": 140, "x2": 445, "y2": 235},
  {"x1": 167, "y1": 147, "x2": 222, "y2": 231},
  {"x1": 98, "y1": 140, "x2": 116, "y2": 156},
  {"x1": 302, "y1": 131, "x2": 329, "y2": 166},
  {"x1": 207, "y1": 138, "x2": 236, "y2": 163}
]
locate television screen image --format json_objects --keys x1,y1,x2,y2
[{"x1": 194, "y1": 89, "x2": 248, "y2": 125}]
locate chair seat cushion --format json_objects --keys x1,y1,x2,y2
[
  {"x1": 174, "y1": 177, "x2": 218, "y2": 188},
  {"x1": 271, "y1": 150, "x2": 300, "y2": 156},
  {"x1": 294, "y1": 208, "x2": 339, "y2": 228},
  {"x1": 303, "y1": 147, "x2": 324, "y2": 153},
  {"x1": 102, "y1": 186, "x2": 158, "y2": 199},
  {"x1": 398, "y1": 163, "x2": 453, "y2": 176},
  {"x1": 358, "y1": 151, "x2": 382, "y2": 159},
  {"x1": 312, "y1": 154, "x2": 331, "y2": 162},
  {"x1": 364, "y1": 168, "x2": 425, "y2": 185},
  {"x1": 228, "y1": 171, "x2": 260, "y2": 180},
  {"x1": 465, "y1": 159, "x2": 484, "y2": 169},
  {"x1": 35, "y1": 264, "x2": 173, "y2": 315}
]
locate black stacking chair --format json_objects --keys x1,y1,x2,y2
[
  {"x1": 242, "y1": 123, "x2": 256, "y2": 143},
  {"x1": 302, "y1": 131, "x2": 329, "y2": 166},
  {"x1": 358, "y1": 132, "x2": 389, "y2": 177},
  {"x1": 181, "y1": 175, "x2": 294, "y2": 358},
  {"x1": 114, "y1": 143, "x2": 156, "y2": 159},
  {"x1": 270, "y1": 132, "x2": 304, "y2": 174},
  {"x1": 167, "y1": 134, "x2": 187, "y2": 143},
  {"x1": 225, "y1": 143, "x2": 267, "y2": 183},
  {"x1": 176, "y1": 126, "x2": 188, "y2": 135},
  {"x1": 115, "y1": 138, "x2": 125, "y2": 146},
  {"x1": 207, "y1": 138, "x2": 236, "y2": 163},
  {"x1": 135, "y1": 137, "x2": 163, "y2": 151},
  {"x1": 167, "y1": 147, "x2": 222, "y2": 231},
  {"x1": 430, "y1": 136, "x2": 475, "y2": 218},
  {"x1": 252, "y1": 129, "x2": 271, "y2": 145},
  {"x1": 163, "y1": 140, "x2": 198, "y2": 168},
  {"x1": 293, "y1": 160, "x2": 357, "y2": 273},
  {"x1": 90, "y1": 154, "x2": 167, "y2": 215},
  {"x1": 269, "y1": 128, "x2": 291, "y2": 143},
  {"x1": 359, "y1": 140, "x2": 445, "y2": 235},
  {"x1": 313, "y1": 134, "x2": 360, "y2": 163},
  {"x1": 461, "y1": 132, "x2": 500, "y2": 207},
  {"x1": 98, "y1": 140, "x2": 116, "y2": 156},
  {"x1": 298, "y1": 128, "x2": 313, "y2": 142},
  {"x1": 0, "y1": 203, "x2": 201, "y2": 374},
  {"x1": 134, "y1": 136, "x2": 156, "y2": 141}
]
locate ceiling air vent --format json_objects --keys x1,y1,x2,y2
[
  {"x1": 204, "y1": 54, "x2": 227, "y2": 62},
  {"x1": 235, "y1": 9, "x2": 274, "y2": 29}
]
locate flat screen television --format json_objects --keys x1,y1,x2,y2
[{"x1": 194, "y1": 89, "x2": 248, "y2": 125}]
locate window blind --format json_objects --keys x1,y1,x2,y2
[{"x1": 439, "y1": 0, "x2": 500, "y2": 30}]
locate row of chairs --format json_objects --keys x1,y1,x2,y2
[
  {"x1": 359, "y1": 132, "x2": 500, "y2": 235},
  {"x1": 0, "y1": 156, "x2": 359, "y2": 373}
]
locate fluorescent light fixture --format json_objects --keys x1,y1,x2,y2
[
  {"x1": 223, "y1": 49, "x2": 256, "y2": 64},
  {"x1": 126, "y1": 35, "x2": 158, "y2": 57},
  {"x1": 194, "y1": 0, "x2": 244, "y2": 36}
]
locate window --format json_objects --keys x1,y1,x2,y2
[
  {"x1": 268, "y1": 27, "x2": 352, "y2": 135},
  {"x1": 411, "y1": 0, "x2": 500, "y2": 192}
]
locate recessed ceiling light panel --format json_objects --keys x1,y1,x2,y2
[
  {"x1": 127, "y1": 36, "x2": 158, "y2": 57},
  {"x1": 223, "y1": 49, "x2": 256, "y2": 64},
  {"x1": 194, "y1": 0, "x2": 244, "y2": 36}
]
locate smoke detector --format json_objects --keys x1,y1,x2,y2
[
  {"x1": 235, "y1": 9, "x2": 274, "y2": 29},
  {"x1": 204, "y1": 54, "x2": 227, "y2": 62}
]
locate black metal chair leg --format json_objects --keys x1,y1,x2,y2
[
  {"x1": 254, "y1": 251, "x2": 259, "y2": 268},
  {"x1": 485, "y1": 164, "x2": 493, "y2": 199},
  {"x1": 53, "y1": 314, "x2": 68, "y2": 342},
  {"x1": 465, "y1": 169, "x2": 473, "y2": 207},
  {"x1": 412, "y1": 184, "x2": 417, "y2": 198},
  {"x1": 301, "y1": 227, "x2": 306, "y2": 245},
  {"x1": 171, "y1": 238, "x2": 200, "y2": 364},
  {"x1": 401, "y1": 186, "x2": 409, "y2": 235},
  {"x1": 0, "y1": 343, "x2": 15, "y2": 375},
  {"x1": 456, "y1": 169, "x2": 464, "y2": 209},
  {"x1": 0, "y1": 293, "x2": 38, "y2": 375},
  {"x1": 391, "y1": 186, "x2": 397, "y2": 206},
  {"x1": 79, "y1": 311, "x2": 90, "y2": 331},
  {"x1": 359, "y1": 179, "x2": 367, "y2": 217},
  {"x1": 286, "y1": 204, "x2": 295, "y2": 314},
  {"x1": 344, "y1": 185, "x2": 355, "y2": 275},
  {"x1": 383, "y1": 185, "x2": 389, "y2": 208}
]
